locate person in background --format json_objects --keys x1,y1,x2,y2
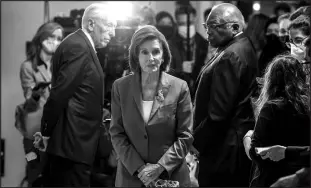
[
  {"x1": 109, "y1": 25, "x2": 193, "y2": 187},
  {"x1": 155, "y1": 11, "x2": 176, "y2": 40},
  {"x1": 258, "y1": 17, "x2": 287, "y2": 77},
  {"x1": 249, "y1": 55, "x2": 310, "y2": 187},
  {"x1": 19, "y1": 22, "x2": 63, "y2": 187},
  {"x1": 244, "y1": 13, "x2": 269, "y2": 60},
  {"x1": 138, "y1": 6, "x2": 156, "y2": 26},
  {"x1": 168, "y1": 4, "x2": 208, "y2": 99},
  {"x1": 287, "y1": 6, "x2": 310, "y2": 64},
  {"x1": 277, "y1": 13, "x2": 291, "y2": 50},
  {"x1": 243, "y1": 9, "x2": 311, "y2": 162},
  {"x1": 273, "y1": 2, "x2": 292, "y2": 18},
  {"x1": 33, "y1": 3, "x2": 117, "y2": 186},
  {"x1": 193, "y1": 3, "x2": 257, "y2": 187}
]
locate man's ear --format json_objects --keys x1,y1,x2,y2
[
  {"x1": 231, "y1": 23, "x2": 240, "y2": 34},
  {"x1": 87, "y1": 19, "x2": 95, "y2": 32}
]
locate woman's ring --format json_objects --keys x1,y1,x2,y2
[{"x1": 147, "y1": 174, "x2": 151, "y2": 177}]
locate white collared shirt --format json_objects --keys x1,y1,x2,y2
[{"x1": 81, "y1": 28, "x2": 96, "y2": 52}]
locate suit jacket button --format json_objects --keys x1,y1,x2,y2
[{"x1": 144, "y1": 135, "x2": 147, "y2": 139}]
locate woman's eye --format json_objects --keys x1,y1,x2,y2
[
  {"x1": 152, "y1": 49, "x2": 160, "y2": 55},
  {"x1": 141, "y1": 50, "x2": 149, "y2": 55}
]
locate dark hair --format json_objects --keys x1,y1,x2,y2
[
  {"x1": 277, "y1": 13, "x2": 290, "y2": 23},
  {"x1": 289, "y1": 6, "x2": 311, "y2": 21},
  {"x1": 26, "y1": 22, "x2": 63, "y2": 71},
  {"x1": 288, "y1": 14, "x2": 310, "y2": 36},
  {"x1": 245, "y1": 13, "x2": 269, "y2": 50},
  {"x1": 274, "y1": 3, "x2": 291, "y2": 16},
  {"x1": 155, "y1": 11, "x2": 175, "y2": 25},
  {"x1": 128, "y1": 25, "x2": 172, "y2": 73},
  {"x1": 174, "y1": 4, "x2": 196, "y2": 19},
  {"x1": 254, "y1": 55, "x2": 309, "y2": 120},
  {"x1": 264, "y1": 17, "x2": 279, "y2": 34}
]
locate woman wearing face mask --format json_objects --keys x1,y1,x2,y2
[
  {"x1": 287, "y1": 12, "x2": 310, "y2": 63},
  {"x1": 109, "y1": 25, "x2": 193, "y2": 187},
  {"x1": 18, "y1": 22, "x2": 63, "y2": 187},
  {"x1": 155, "y1": 11, "x2": 176, "y2": 40}
]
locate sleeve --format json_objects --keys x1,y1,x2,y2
[
  {"x1": 193, "y1": 53, "x2": 242, "y2": 151},
  {"x1": 285, "y1": 146, "x2": 310, "y2": 167},
  {"x1": 20, "y1": 62, "x2": 35, "y2": 99},
  {"x1": 157, "y1": 81, "x2": 194, "y2": 177},
  {"x1": 109, "y1": 80, "x2": 145, "y2": 176},
  {"x1": 249, "y1": 103, "x2": 277, "y2": 166},
  {"x1": 41, "y1": 44, "x2": 88, "y2": 137}
]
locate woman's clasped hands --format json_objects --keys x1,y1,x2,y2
[{"x1": 138, "y1": 163, "x2": 165, "y2": 187}]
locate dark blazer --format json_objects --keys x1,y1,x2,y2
[
  {"x1": 109, "y1": 72, "x2": 193, "y2": 187},
  {"x1": 41, "y1": 29, "x2": 105, "y2": 165},
  {"x1": 249, "y1": 102, "x2": 310, "y2": 187},
  {"x1": 192, "y1": 33, "x2": 258, "y2": 186},
  {"x1": 168, "y1": 33, "x2": 208, "y2": 99}
]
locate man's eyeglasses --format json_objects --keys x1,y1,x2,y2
[
  {"x1": 202, "y1": 22, "x2": 237, "y2": 32},
  {"x1": 286, "y1": 36, "x2": 309, "y2": 48}
]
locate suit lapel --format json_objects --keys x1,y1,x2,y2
[
  {"x1": 37, "y1": 65, "x2": 51, "y2": 82},
  {"x1": 148, "y1": 72, "x2": 171, "y2": 122},
  {"x1": 76, "y1": 29, "x2": 105, "y2": 105}
]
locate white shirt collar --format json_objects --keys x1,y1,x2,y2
[{"x1": 81, "y1": 28, "x2": 96, "y2": 52}]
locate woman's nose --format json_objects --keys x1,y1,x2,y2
[{"x1": 148, "y1": 53, "x2": 154, "y2": 60}]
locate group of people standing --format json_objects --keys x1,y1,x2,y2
[{"x1": 16, "y1": 2, "x2": 310, "y2": 187}]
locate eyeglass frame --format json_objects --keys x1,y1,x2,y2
[
  {"x1": 285, "y1": 36, "x2": 309, "y2": 49},
  {"x1": 202, "y1": 21, "x2": 238, "y2": 32}
]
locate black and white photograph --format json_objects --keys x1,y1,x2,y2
[{"x1": 1, "y1": 0, "x2": 310, "y2": 187}]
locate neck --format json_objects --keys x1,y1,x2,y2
[
  {"x1": 40, "y1": 50, "x2": 52, "y2": 65},
  {"x1": 141, "y1": 71, "x2": 160, "y2": 86}
]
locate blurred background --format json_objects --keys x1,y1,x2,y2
[{"x1": 1, "y1": 0, "x2": 310, "y2": 186}]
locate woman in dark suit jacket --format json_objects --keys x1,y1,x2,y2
[
  {"x1": 249, "y1": 55, "x2": 310, "y2": 187},
  {"x1": 109, "y1": 25, "x2": 193, "y2": 187}
]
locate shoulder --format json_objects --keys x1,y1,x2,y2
[
  {"x1": 20, "y1": 61, "x2": 33, "y2": 72},
  {"x1": 164, "y1": 72, "x2": 188, "y2": 90},
  {"x1": 58, "y1": 31, "x2": 88, "y2": 52},
  {"x1": 113, "y1": 73, "x2": 133, "y2": 87}
]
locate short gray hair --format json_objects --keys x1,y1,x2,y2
[{"x1": 81, "y1": 3, "x2": 110, "y2": 29}]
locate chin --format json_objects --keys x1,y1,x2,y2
[{"x1": 97, "y1": 43, "x2": 108, "y2": 49}]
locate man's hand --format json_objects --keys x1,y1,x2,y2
[
  {"x1": 138, "y1": 163, "x2": 165, "y2": 187},
  {"x1": 33, "y1": 132, "x2": 50, "y2": 152},
  {"x1": 182, "y1": 60, "x2": 194, "y2": 73},
  {"x1": 256, "y1": 145, "x2": 286, "y2": 162}
]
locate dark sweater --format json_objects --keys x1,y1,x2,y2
[{"x1": 249, "y1": 101, "x2": 310, "y2": 187}]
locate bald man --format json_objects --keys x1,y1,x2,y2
[
  {"x1": 38, "y1": 3, "x2": 116, "y2": 186},
  {"x1": 192, "y1": 3, "x2": 258, "y2": 186}
]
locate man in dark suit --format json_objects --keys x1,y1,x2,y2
[
  {"x1": 33, "y1": 3, "x2": 117, "y2": 187},
  {"x1": 192, "y1": 3, "x2": 258, "y2": 187}
]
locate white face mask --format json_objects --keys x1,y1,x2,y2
[
  {"x1": 42, "y1": 38, "x2": 60, "y2": 54},
  {"x1": 178, "y1": 25, "x2": 196, "y2": 39},
  {"x1": 290, "y1": 43, "x2": 305, "y2": 62}
]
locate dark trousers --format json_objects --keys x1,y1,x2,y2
[
  {"x1": 44, "y1": 154, "x2": 91, "y2": 187},
  {"x1": 198, "y1": 156, "x2": 251, "y2": 187}
]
